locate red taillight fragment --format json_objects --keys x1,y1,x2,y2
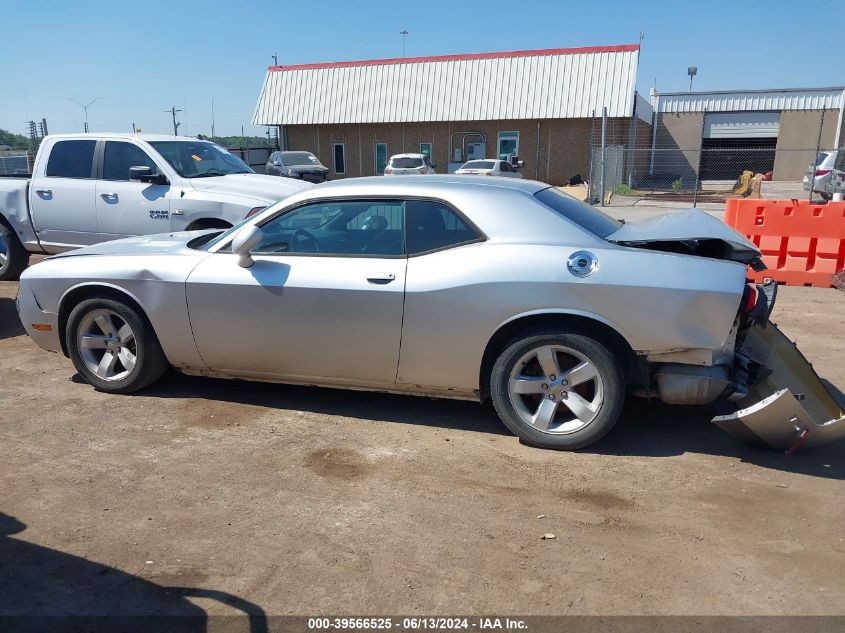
[
  {"x1": 815, "y1": 169, "x2": 830, "y2": 176},
  {"x1": 743, "y1": 284, "x2": 759, "y2": 312}
]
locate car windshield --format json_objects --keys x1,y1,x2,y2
[
  {"x1": 391, "y1": 157, "x2": 423, "y2": 168},
  {"x1": 149, "y1": 141, "x2": 253, "y2": 178},
  {"x1": 534, "y1": 187, "x2": 623, "y2": 239},
  {"x1": 462, "y1": 161, "x2": 495, "y2": 170},
  {"x1": 282, "y1": 152, "x2": 321, "y2": 166}
]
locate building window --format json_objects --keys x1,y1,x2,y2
[
  {"x1": 419, "y1": 142, "x2": 432, "y2": 160},
  {"x1": 375, "y1": 142, "x2": 388, "y2": 174},
  {"x1": 333, "y1": 142, "x2": 346, "y2": 175},
  {"x1": 497, "y1": 131, "x2": 519, "y2": 160}
]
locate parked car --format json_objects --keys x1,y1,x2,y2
[
  {"x1": 0, "y1": 133, "x2": 312, "y2": 281},
  {"x1": 802, "y1": 149, "x2": 839, "y2": 200},
  {"x1": 17, "y1": 175, "x2": 844, "y2": 451},
  {"x1": 824, "y1": 151, "x2": 845, "y2": 197},
  {"x1": 384, "y1": 153, "x2": 435, "y2": 175},
  {"x1": 266, "y1": 151, "x2": 329, "y2": 183},
  {"x1": 455, "y1": 159, "x2": 523, "y2": 178}
]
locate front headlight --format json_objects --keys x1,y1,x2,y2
[{"x1": 245, "y1": 206, "x2": 265, "y2": 219}]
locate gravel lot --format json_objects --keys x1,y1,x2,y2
[{"x1": 1, "y1": 269, "x2": 844, "y2": 619}]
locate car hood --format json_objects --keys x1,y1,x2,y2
[
  {"x1": 607, "y1": 208, "x2": 763, "y2": 266},
  {"x1": 188, "y1": 173, "x2": 313, "y2": 203},
  {"x1": 50, "y1": 231, "x2": 211, "y2": 259}
]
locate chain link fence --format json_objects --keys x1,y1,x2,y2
[
  {"x1": 587, "y1": 106, "x2": 842, "y2": 207},
  {"x1": 588, "y1": 146, "x2": 837, "y2": 208},
  {"x1": 0, "y1": 152, "x2": 32, "y2": 175}
]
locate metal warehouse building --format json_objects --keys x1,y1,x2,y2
[
  {"x1": 252, "y1": 44, "x2": 645, "y2": 185},
  {"x1": 649, "y1": 86, "x2": 845, "y2": 183}
]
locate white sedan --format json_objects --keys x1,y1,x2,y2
[{"x1": 455, "y1": 159, "x2": 522, "y2": 178}]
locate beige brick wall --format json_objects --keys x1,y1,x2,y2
[
  {"x1": 283, "y1": 118, "x2": 631, "y2": 186},
  {"x1": 773, "y1": 109, "x2": 840, "y2": 180}
]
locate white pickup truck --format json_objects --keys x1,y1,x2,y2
[{"x1": 0, "y1": 133, "x2": 312, "y2": 280}]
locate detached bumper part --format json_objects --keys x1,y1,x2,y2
[{"x1": 712, "y1": 323, "x2": 845, "y2": 451}]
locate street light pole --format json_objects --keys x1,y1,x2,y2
[
  {"x1": 67, "y1": 98, "x2": 100, "y2": 132},
  {"x1": 400, "y1": 30, "x2": 408, "y2": 57},
  {"x1": 687, "y1": 66, "x2": 698, "y2": 93}
]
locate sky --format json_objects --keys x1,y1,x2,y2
[{"x1": 0, "y1": 0, "x2": 838, "y2": 138}]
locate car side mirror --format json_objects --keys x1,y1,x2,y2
[
  {"x1": 231, "y1": 224, "x2": 264, "y2": 268},
  {"x1": 129, "y1": 165, "x2": 167, "y2": 185}
]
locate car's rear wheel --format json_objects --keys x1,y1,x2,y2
[
  {"x1": 66, "y1": 298, "x2": 168, "y2": 394},
  {"x1": 490, "y1": 330, "x2": 624, "y2": 449},
  {"x1": 0, "y1": 222, "x2": 30, "y2": 281}
]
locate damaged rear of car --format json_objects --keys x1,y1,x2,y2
[{"x1": 607, "y1": 208, "x2": 845, "y2": 451}]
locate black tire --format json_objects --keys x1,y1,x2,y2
[
  {"x1": 0, "y1": 222, "x2": 30, "y2": 281},
  {"x1": 820, "y1": 192, "x2": 832, "y2": 201},
  {"x1": 66, "y1": 298, "x2": 168, "y2": 394},
  {"x1": 490, "y1": 329, "x2": 625, "y2": 450}
]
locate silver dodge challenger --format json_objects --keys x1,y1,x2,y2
[{"x1": 16, "y1": 176, "x2": 845, "y2": 450}]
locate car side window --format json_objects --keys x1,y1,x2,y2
[
  {"x1": 45, "y1": 140, "x2": 96, "y2": 179},
  {"x1": 102, "y1": 141, "x2": 158, "y2": 181},
  {"x1": 253, "y1": 200, "x2": 404, "y2": 257},
  {"x1": 500, "y1": 162, "x2": 512, "y2": 173},
  {"x1": 405, "y1": 200, "x2": 480, "y2": 255}
]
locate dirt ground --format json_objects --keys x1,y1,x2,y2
[{"x1": 1, "y1": 278, "x2": 844, "y2": 619}]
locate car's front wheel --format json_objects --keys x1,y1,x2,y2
[
  {"x1": 66, "y1": 298, "x2": 168, "y2": 394},
  {"x1": 490, "y1": 330, "x2": 624, "y2": 449}
]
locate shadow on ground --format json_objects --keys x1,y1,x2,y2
[
  {"x1": 589, "y1": 397, "x2": 845, "y2": 480},
  {"x1": 0, "y1": 298, "x2": 25, "y2": 340},
  {"x1": 0, "y1": 512, "x2": 266, "y2": 632},
  {"x1": 123, "y1": 370, "x2": 845, "y2": 480},
  {"x1": 138, "y1": 369, "x2": 510, "y2": 437}
]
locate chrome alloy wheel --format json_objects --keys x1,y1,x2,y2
[
  {"x1": 0, "y1": 231, "x2": 7, "y2": 267},
  {"x1": 76, "y1": 309, "x2": 137, "y2": 381},
  {"x1": 507, "y1": 344, "x2": 604, "y2": 434}
]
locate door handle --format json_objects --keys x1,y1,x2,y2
[
  {"x1": 100, "y1": 192, "x2": 118, "y2": 200},
  {"x1": 366, "y1": 272, "x2": 396, "y2": 284},
  {"x1": 35, "y1": 189, "x2": 52, "y2": 197}
]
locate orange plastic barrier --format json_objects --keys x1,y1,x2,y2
[{"x1": 724, "y1": 199, "x2": 845, "y2": 288}]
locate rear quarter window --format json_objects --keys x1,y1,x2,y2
[
  {"x1": 45, "y1": 140, "x2": 96, "y2": 179},
  {"x1": 534, "y1": 187, "x2": 623, "y2": 239}
]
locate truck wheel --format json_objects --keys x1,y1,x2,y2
[
  {"x1": 0, "y1": 222, "x2": 30, "y2": 281},
  {"x1": 490, "y1": 329, "x2": 624, "y2": 450},
  {"x1": 66, "y1": 298, "x2": 168, "y2": 394}
]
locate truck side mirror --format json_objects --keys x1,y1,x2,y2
[
  {"x1": 232, "y1": 224, "x2": 264, "y2": 268},
  {"x1": 129, "y1": 165, "x2": 167, "y2": 184}
]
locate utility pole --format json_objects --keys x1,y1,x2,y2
[
  {"x1": 67, "y1": 98, "x2": 100, "y2": 132},
  {"x1": 211, "y1": 99, "x2": 216, "y2": 141},
  {"x1": 400, "y1": 30, "x2": 408, "y2": 57},
  {"x1": 164, "y1": 106, "x2": 182, "y2": 136}
]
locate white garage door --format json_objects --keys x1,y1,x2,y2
[{"x1": 704, "y1": 112, "x2": 780, "y2": 139}]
